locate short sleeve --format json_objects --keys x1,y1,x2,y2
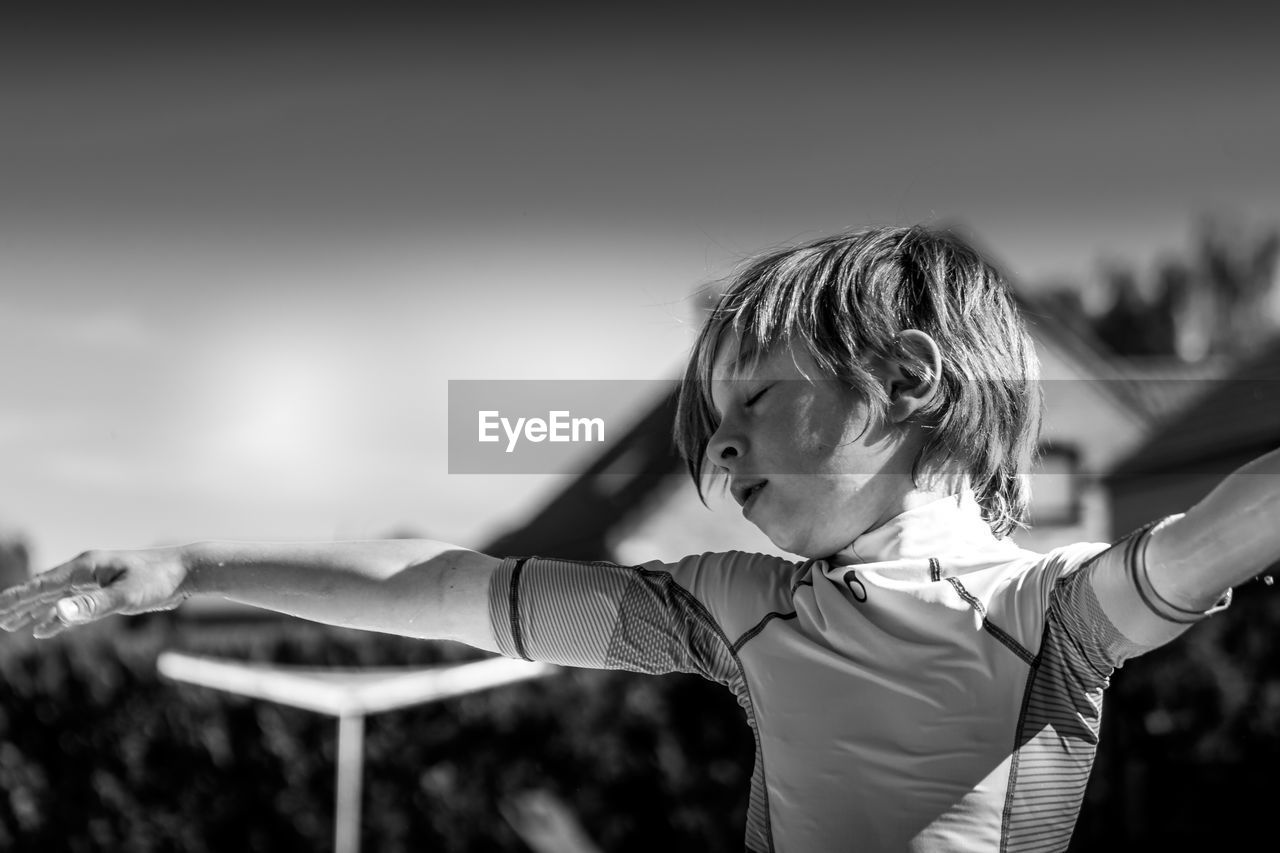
[
  {"x1": 1063, "y1": 516, "x2": 1233, "y2": 668},
  {"x1": 486, "y1": 551, "x2": 802, "y2": 686}
]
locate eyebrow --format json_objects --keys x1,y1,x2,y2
[
  {"x1": 707, "y1": 357, "x2": 764, "y2": 421},
  {"x1": 704, "y1": 329, "x2": 769, "y2": 420}
]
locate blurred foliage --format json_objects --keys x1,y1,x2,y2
[
  {"x1": 0, "y1": 531, "x2": 30, "y2": 590},
  {"x1": 1048, "y1": 216, "x2": 1280, "y2": 361},
  {"x1": 2, "y1": 583, "x2": 1278, "y2": 850},
  {"x1": 1070, "y1": 580, "x2": 1280, "y2": 850},
  {"x1": 0, "y1": 620, "x2": 751, "y2": 852}
]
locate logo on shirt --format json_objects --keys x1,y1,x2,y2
[{"x1": 842, "y1": 569, "x2": 868, "y2": 602}]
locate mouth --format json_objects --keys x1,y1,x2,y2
[{"x1": 734, "y1": 479, "x2": 768, "y2": 510}]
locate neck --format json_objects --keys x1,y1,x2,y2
[
  {"x1": 828, "y1": 484, "x2": 1007, "y2": 566},
  {"x1": 861, "y1": 467, "x2": 971, "y2": 538}
]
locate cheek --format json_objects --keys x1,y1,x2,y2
[
  {"x1": 772, "y1": 474, "x2": 867, "y2": 512},
  {"x1": 788, "y1": 395, "x2": 859, "y2": 455},
  {"x1": 799, "y1": 418, "x2": 848, "y2": 452},
  {"x1": 793, "y1": 420, "x2": 874, "y2": 477}
]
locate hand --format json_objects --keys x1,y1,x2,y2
[
  {"x1": 499, "y1": 788, "x2": 601, "y2": 853},
  {"x1": 0, "y1": 547, "x2": 191, "y2": 639}
]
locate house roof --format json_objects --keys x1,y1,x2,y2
[
  {"x1": 1106, "y1": 354, "x2": 1233, "y2": 422},
  {"x1": 1013, "y1": 289, "x2": 1162, "y2": 425},
  {"x1": 1106, "y1": 335, "x2": 1280, "y2": 479}
]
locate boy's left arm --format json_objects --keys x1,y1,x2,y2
[{"x1": 1092, "y1": 446, "x2": 1280, "y2": 649}]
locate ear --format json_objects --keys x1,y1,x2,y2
[{"x1": 880, "y1": 329, "x2": 942, "y2": 424}]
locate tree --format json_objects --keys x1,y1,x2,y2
[
  {"x1": 0, "y1": 529, "x2": 30, "y2": 589},
  {"x1": 1089, "y1": 217, "x2": 1280, "y2": 361}
]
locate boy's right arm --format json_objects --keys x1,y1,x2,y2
[{"x1": 0, "y1": 539, "x2": 501, "y2": 652}]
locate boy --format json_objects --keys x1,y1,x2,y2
[{"x1": 0, "y1": 225, "x2": 1269, "y2": 851}]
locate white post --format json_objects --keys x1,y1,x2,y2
[
  {"x1": 335, "y1": 713, "x2": 365, "y2": 853},
  {"x1": 156, "y1": 653, "x2": 557, "y2": 851}
]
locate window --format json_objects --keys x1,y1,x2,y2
[{"x1": 1028, "y1": 443, "x2": 1082, "y2": 526}]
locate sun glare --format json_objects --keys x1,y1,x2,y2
[{"x1": 206, "y1": 338, "x2": 355, "y2": 491}]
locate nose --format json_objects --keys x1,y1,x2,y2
[{"x1": 705, "y1": 418, "x2": 745, "y2": 469}]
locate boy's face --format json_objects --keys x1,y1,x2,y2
[{"x1": 706, "y1": 333, "x2": 924, "y2": 560}]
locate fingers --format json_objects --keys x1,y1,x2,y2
[
  {"x1": 31, "y1": 605, "x2": 64, "y2": 640},
  {"x1": 23, "y1": 587, "x2": 126, "y2": 640},
  {"x1": 0, "y1": 552, "x2": 116, "y2": 636},
  {"x1": 0, "y1": 554, "x2": 97, "y2": 615},
  {"x1": 2, "y1": 607, "x2": 42, "y2": 636},
  {"x1": 56, "y1": 589, "x2": 122, "y2": 625},
  {"x1": 0, "y1": 582, "x2": 70, "y2": 631},
  {"x1": 0, "y1": 583, "x2": 78, "y2": 623}
]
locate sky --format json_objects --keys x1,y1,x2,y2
[{"x1": 2, "y1": 3, "x2": 1279, "y2": 569}]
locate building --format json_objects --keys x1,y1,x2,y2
[{"x1": 1105, "y1": 335, "x2": 1280, "y2": 541}]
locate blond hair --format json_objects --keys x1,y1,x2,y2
[{"x1": 674, "y1": 225, "x2": 1043, "y2": 538}]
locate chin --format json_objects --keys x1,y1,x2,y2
[
  {"x1": 764, "y1": 528, "x2": 823, "y2": 560},
  {"x1": 761, "y1": 527, "x2": 798, "y2": 556},
  {"x1": 770, "y1": 525, "x2": 859, "y2": 561}
]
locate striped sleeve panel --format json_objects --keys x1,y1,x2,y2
[
  {"x1": 999, "y1": 517, "x2": 1233, "y2": 852},
  {"x1": 1001, "y1": 566, "x2": 1122, "y2": 852},
  {"x1": 487, "y1": 555, "x2": 741, "y2": 686}
]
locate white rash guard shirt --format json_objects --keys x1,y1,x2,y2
[{"x1": 488, "y1": 491, "x2": 1232, "y2": 852}]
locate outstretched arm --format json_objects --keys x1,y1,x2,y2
[
  {"x1": 1094, "y1": 446, "x2": 1280, "y2": 647},
  {"x1": 0, "y1": 539, "x2": 500, "y2": 651},
  {"x1": 1147, "y1": 446, "x2": 1280, "y2": 599}
]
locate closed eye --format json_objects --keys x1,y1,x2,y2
[{"x1": 744, "y1": 385, "x2": 772, "y2": 408}]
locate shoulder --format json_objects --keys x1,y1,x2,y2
[
  {"x1": 633, "y1": 550, "x2": 812, "y2": 642},
  {"x1": 980, "y1": 541, "x2": 1112, "y2": 653},
  {"x1": 637, "y1": 549, "x2": 809, "y2": 604},
  {"x1": 945, "y1": 541, "x2": 1100, "y2": 601},
  {"x1": 989, "y1": 541, "x2": 1111, "y2": 601}
]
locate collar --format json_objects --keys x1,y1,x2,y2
[{"x1": 827, "y1": 489, "x2": 1020, "y2": 568}]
